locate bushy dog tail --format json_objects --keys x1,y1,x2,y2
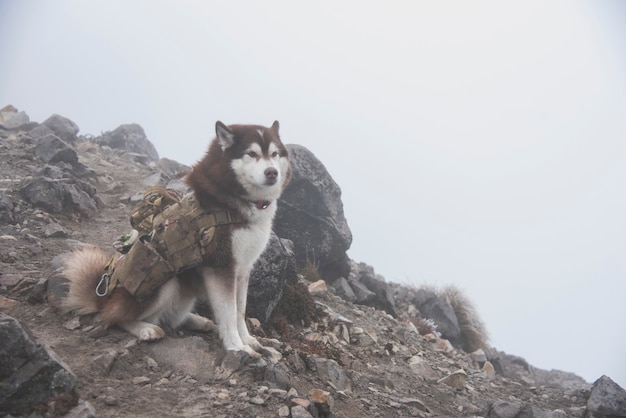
[
  {"x1": 59, "y1": 247, "x2": 110, "y2": 315},
  {"x1": 440, "y1": 285, "x2": 490, "y2": 352}
]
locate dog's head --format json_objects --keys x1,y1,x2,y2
[{"x1": 215, "y1": 121, "x2": 291, "y2": 203}]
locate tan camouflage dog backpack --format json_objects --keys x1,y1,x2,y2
[{"x1": 96, "y1": 187, "x2": 244, "y2": 300}]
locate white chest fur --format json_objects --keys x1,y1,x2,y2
[{"x1": 230, "y1": 207, "x2": 276, "y2": 275}]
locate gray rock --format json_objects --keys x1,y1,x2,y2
[
  {"x1": 274, "y1": 144, "x2": 352, "y2": 280},
  {"x1": 587, "y1": 375, "x2": 626, "y2": 417},
  {"x1": 65, "y1": 400, "x2": 97, "y2": 418},
  {"x1": 0, "y1": 192, "x2": 15, "y2": 224},
  {"x1": 94, "y1": 124, "x2": 159, "y2": 163},
  {"x1": 0, "y1": 110, "x2": 30, "y2": 130},
  {"x1": 33, "y1": 134, "x2": 79, "y2": 166},
  {"x1": 0, "y1": 313, "x2": 78, "y2": 415},
  {"x1": 248, "y1": 234, "x2": 297, "y2": 323},
  {"x1": 20, "y1": 177, "x2": 98, "y2": 217},
  {"x1": 314, "y1": 357, "x2": 351, "y2": 392},
  {"x1": 330, "y1": 277, "x2": 357, "y2": 302},
  {"x1": 41, "y1": 114, "x2": 79, "y2": 144},
  {"x1": 412, "y1": 288, "x2": 461, "y2": 346},
  {"x1": 347, "y1": 276, "x2": 375, "y2": 304},
  {"x1": 158, "y1": 157, "x2": 190, "y2": 178},
  {"x1": 353, "y1": 262, "x2": 397, "y2": 316},
  {"x1": 291, "y1": 405, "x2": 314, "y2": 418},
  {"x1": 43, "y1": 222, "x2": 68, "y2": 238},
  {"x1": 21, "y1": 177, "x2": 66, "y2": 213}
]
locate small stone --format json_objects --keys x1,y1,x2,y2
[
  {"x1": 291, "y1": 405, "x2": 314, "y2": 418},
  {"x1": 91, "y1": 349, "x2": 118, "y2": 375},
  {"x1": 278, "y1": 405, "x2": 290, "y2": 417},
  {"x1": 0, "y1": 235, "x2": 17, "y2": 241},
  {"x1": 132, "y1": 376, "x2": 151, "y2": 385},
  {"x1": 470, "y1": 348, "x2": 487, "y2": 363},
  {"x1": 43, "y1": 222, "x2": 67, "y2": 238},
  {"x1": 482, "y1": 361, "x2": 496, "y2": 379},
  {"x1": 85, "y1": 325, "x2": 108, "y2": 339},
  {"x1": 249, "y1": 396, "x2": 266, "y2": 405},
  {"x1": 308, "y1": 279, "x2": 328, "y2": 295},
  {"x1": 397, "y1": 397, "x2": 431, "y2": 413},
  {"x1": 309, "y1": 388, "x2": 334, "y2": 416},
  {"x1": 291, "y1": 397, "x2": 310, "y2": 409},
  {"x1": 104, "y1": 396, "x2": 118, "y2": 406},
  {"x1": 63, "y1": 317, "x2": 81, "y2": 330},
  {"x1": 437, "y1": 368, "x2": 467, "y2": 390},
  {"x1": 145, "y1": 356, "x2": 159, "y2": 371},
  {"x1": 0, "y1": 295, "x2": 18, "y2": 310}
]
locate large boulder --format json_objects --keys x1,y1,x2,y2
[
  {"x1": 33, "y1": 134, "x2": 79, "y2": 166},
  {"x1": 247, "y1": 233, "x2": 298, "y2": 323},
  {"x1": 0, "y1": 313, "x2": 78, "y2": 416},
  {"x1": 274, "y1": 144, "x2": 352, "y2": 280},
  {"x1": 41, "y1": 114, "x2": 80, "y2": 144},
  {"x1": 94, "y1": 124, "x2": 159, "y2": 163},
  {"x1": 587, "y1": 375, "x2": 626, "y2": 417},
  {"x1": 0, "y1": 105, "x2": 32, "y2": 130}
]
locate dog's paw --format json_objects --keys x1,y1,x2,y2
[
  {"x1": 184, "y1": 313, "x2": 215, "y2": 332},
  {"x1": 138, "y1": 324, "x2": 165, "y2": 341},
  {"x1": 240, "y1": 345, "x2": 262, "y2": 358},
  {"x1": 243, "y1": 335, "x2": 263, "y2": 351}
]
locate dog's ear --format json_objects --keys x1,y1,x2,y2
[
  {"x1": 216, "y1": 121, "x2": 234, "y2": 150},
  {"x1": 271, "y1": 120, "x2": 280, "y2": 133}
]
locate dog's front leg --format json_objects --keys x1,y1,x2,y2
[
  {"x1": 202, "y1": 267, "x2": 260, "y2": 357},
  {"x1": 235, "y1": 271, "x2": 263, "y2": 352}
]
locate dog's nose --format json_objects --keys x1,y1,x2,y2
[{"x1": 264, "y1": 167, "x2": 278, "y2": 182}]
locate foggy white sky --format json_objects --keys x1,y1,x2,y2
[{"x1": 1, "y1": 0, "x2": 625, "y2": 387}]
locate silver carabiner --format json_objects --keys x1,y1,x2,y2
[{"x1": 95, "y1": 273, "x2": 110, "y2": 297}]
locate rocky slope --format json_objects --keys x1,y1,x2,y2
[{"x1": 1, "y1": 107, "x2": 625, "y2": 418}]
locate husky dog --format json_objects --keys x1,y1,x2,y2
[{"x1": 61, "y1": 121, "x2": 291, "y2": 356}]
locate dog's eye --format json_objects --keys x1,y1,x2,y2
[
  {"x1": 247, "y1": 151, "x2": 258, "y2": 158},
  {"x1": 271, "y1": 151, "x2": 279, "y2": 158}
]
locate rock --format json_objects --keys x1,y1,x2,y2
[
  {"x1": 352, "y1": 262, "x2": 397, "y2": 316},
  {"x1": 0, "y1": 295, "x2": 18, "y2": 310},
  {"x1": 43, "y1": 222, "x2": 68, "y2": 238},
  {"x1": 309, "y1": 388, "x2": 334, "y2": 418},
  {"x1": 91, "y1": 349, "x2": 118, "y2": 375},
  {"x1": 489, "y1": 400, "x2": 524, "y2": 418},
  {"x1": 20, "y1": 177, "x2": 98, "y2": 217},
  {"x1": 158, "y1": 157, "x2": 190, "y2": 178},
  {"x1": 347, "y1": 276, "x2": 375, "y2": 304},
  {"x1": 0, "y1": 192, "x2": 15, "y2": 224},
  {"x1": 0, "y1": 313, "x2": 78, "y2": 416},
  {"x1": 274, "y1": 144, "x2": 352, "y2": 279},
  {"x1": 482, "y1": 361, "x2": 496, "y2": 379},
  {"x1": 308, "y1": 279, "x2": 328, "y2": 295},
  {"x1": 408, "y1": 355, "x2": 440, "y2": 382},
  {"x1": 65, "y1": 400, "x2": 97, "y2": 418},
  {"x1": 247, "y1": 234, "x2": 297, "y2": 323},
  {"x1": 314, "y1": 357, "x2": 352, "y2": 392},
  {"x1": 412, "y1": 288, "x2": 462, "y2": 346},
  {"x1": 0, "y1": 107, "x2": 30, "y2": 130},
  {"x1": 33, "y1": 134, "x2": 79, "y2": 166},
  {"x1": 437, "y1": 368, "x2": 467, "y2": 390},
  {"x1": 330, "y1": 277, "x2": 357, "y2": 302},
  {"x1": 94, "y1": 124, "x2": 159, "y2": 163},
  {"x1": 587, "y1": 375, "x2": 626, "y2": 417},
  {"x1": 278, "y1": 405, "x2": 290, "y2": 417},
  {"x1": 41, "y1": 114, "x2": 80, "y2": 144},
  {"x1": 291, "y1": 405, "x2": 314, "y2": 418}
]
